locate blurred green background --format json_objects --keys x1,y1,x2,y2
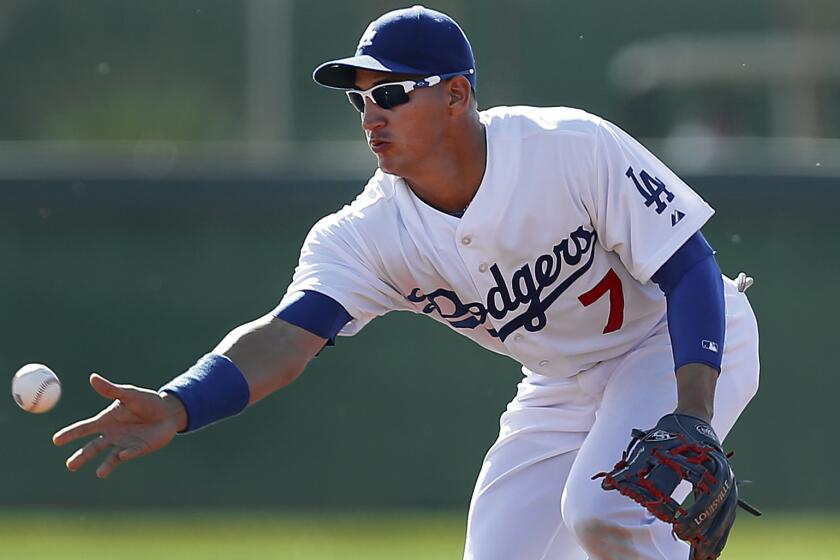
[
  {"x1": 1, "y1": 511, "x2": 839, "y2": 560},
  {"x1": 1, "y1": 0, "x2": 839, "y2": 557},
  {"x1": 2, "y1": 174, "x2": 837, "y2": 511}
]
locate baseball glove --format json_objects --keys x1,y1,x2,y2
[{"x1": 593, "y1": 413, "x2": 760, "y2": 560}]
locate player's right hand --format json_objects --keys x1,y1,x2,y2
[{"x1": 52, "y1": 373, "x2": 186, "y2": 479}]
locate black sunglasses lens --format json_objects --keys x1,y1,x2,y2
[
  {"x1": 372, "y1": 85, "x2": 410, "y2": 110},
  {"x1": 347, "y1": 85, "x2": 411, "y2": 112},
  {"x1": 347, "y1": 92, "x2": 365, "y2": 112}
]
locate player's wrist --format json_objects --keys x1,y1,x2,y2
[
  {"x1": 673, "y1": 363, "x2": 717, "y2": 423},
  {"x1": 159, "y1": 391, "x2": 189, "y2": 433},
  {"x1": 672, "y1": 408, "x2": 712, "y2": 423}
]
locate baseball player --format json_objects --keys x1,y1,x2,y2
[{"x1": 54, "y1": 6, "x2": 760, "y2": 559}]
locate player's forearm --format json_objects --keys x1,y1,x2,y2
[
  {"x1": 673, "y1": 363, "x2": 718, "y2": 422},
  {"x1": 214, "y1": 315, "x2": 327, "y2": 404}
]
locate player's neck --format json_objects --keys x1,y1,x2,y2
[{"x1": 402, "y1": 118, "x2": 486, "y2": 215}]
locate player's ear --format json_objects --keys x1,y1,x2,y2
[{"x1": 447, "y1": 76, "x2": 472, "y2": 114}]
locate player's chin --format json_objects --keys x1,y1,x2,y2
[
  {"x1": 377, "y1": 159, "x2": 395, "y2": 174},
  {"x1": 373, "y1": 151, "x2": 400, "y2": 175}
]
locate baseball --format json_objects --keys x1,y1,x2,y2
[{"x1": 12, "y1": 363, "x2": 62, "y2": 413}]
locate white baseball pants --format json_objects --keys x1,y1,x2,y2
[{"x1": 463, "y1": 276, "x2": 760, "y2": 560}]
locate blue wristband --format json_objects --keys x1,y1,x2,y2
[{"x1": 160, "y1": 353, "x2": 251, "y2": 433}]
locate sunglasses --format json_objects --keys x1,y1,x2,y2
[{"x1": 346, "y1": 69, "x2": 474, "y2": 113}]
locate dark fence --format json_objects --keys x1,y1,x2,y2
[{"x1": 1, "y1": 174, "x2": 837, "y2": 509}]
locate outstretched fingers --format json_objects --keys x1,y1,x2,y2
[
  {"x1": 117, "y1": 445, "x2": 146, "y2": 462},
  {"x1": 54, "y1": 373, "x2": 161, "y2": 477},
  {"x1": 53, "y1": 411, "x2": 107, "y2": 446},
  {"x1": 65, "y1": 436, "x2": 110, "y2": 472},
  {"x1": 96, "y1": 446, "x2": 141, "y2": 479},
  {"x1": 89, "y1": 373, "x2": 133, "y2": 401},
  {"x1": 63, "y1": 436, "x2": 146, "y2": 475},
  {"x1": 53, "y1": 374, "x2": 134, "y2": 447},
  {"x1": 95, "y1": 448, "x2": 123, "y2": 479}
]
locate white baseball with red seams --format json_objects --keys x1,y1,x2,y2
[{"x1": 12, "y1": 363, "x2": 62, "y2": 413}]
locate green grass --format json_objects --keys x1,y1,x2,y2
[{"x1": 0, "y1": 510, "x2": 837, "y2": 559}]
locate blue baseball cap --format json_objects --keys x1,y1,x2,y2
[{"x1": 313, "y1": 5, "x2": 477, "y2": 90}]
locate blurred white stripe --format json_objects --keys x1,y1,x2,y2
[
  {"x1": 0, "y1": 137, "x2": 836, "y2": 180},
  {"x1": 0, "y1": 140, "x2": 376, "y2": 180}
]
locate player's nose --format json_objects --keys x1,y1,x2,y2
[{"x1": 361, "y1": 98, "x2": 386, "y2": 132}]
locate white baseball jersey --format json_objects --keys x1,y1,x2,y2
[{"x1": 281, "y1": 106, "x2": 714, "y2": 377}]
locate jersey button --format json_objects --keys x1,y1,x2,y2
[
  {"x1": 539, "y1": 360, "x2": 550, "y2": 367},
  {"x1": 461, "y1": 235, "x2": 472, "y2": 245},
  {"x1": 478, "y1": 262, "x2": 488, "y2": 273},
  {"x1": 513, "y1": 333, "x2": 523, "y2": 342}
]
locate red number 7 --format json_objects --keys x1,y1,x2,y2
[{"x1": 578, "y1": 268, "x2": 624, "y2": 334}]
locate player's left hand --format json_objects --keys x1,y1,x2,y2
[
  {"x1": 593, "y1": 413, "x2": 760, "y2": 560},
  {"x1": 52, "y1": 374, "x2": 184, "y2": 479}
]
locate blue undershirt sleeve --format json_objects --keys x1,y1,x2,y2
[
  {"x1": 273, "y1": 290, "x2": 353, "y2": 344},
  {"x1": 651, "y1": 232, "x2": 725, "y2": 372}
]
